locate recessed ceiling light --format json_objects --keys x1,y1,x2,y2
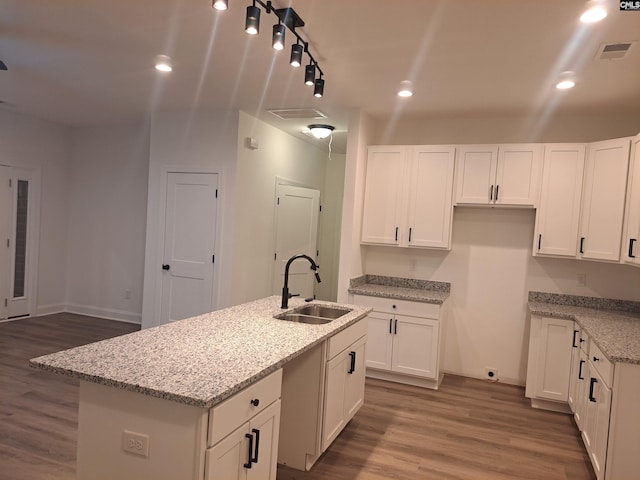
[
  {"x1": 212, "y1": 0, "x2": 228, "y2": 11},
  {"x1": 397, "y1": 80, "x2": 414, "y2": 97},
  {"x1": 556, "y1": 79, "x2": 576, "y2": 89},
  {"x1": 154, "y1": 55, "x2": 173, "y2": 72},
  {"x1": 580, "y1": 1, "x2": 607, "y2": 23}
]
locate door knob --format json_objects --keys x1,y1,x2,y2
[{"x1": 162, "y1": 264, "x2": 170, "y2": 270}]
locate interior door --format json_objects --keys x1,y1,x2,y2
[
  {"x1": 0, "y1": 166, "x2": 10, "y2": 319},
  {"x1": 272, "y1": 184, "x2": 320, "y2": 299},
  {"x1": 160, "y1": 173, "x2": 218, "y2": 324}
]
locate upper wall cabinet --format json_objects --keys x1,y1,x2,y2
[
  {"x1": 361, "y1": 145, "x2": 456, "y2": 249},
  {"x1": 455, "y1": 144, "x2": 543, "y2": 206},
  {"x1": 578, "y1": 137, "x2": 631, "y2": 262},
  {"x1": 622, "y1": 134, "x2": 640, "y2": 266},
  {"x1": 533, "y1": 144, "x2": 586, "y2": 257}
]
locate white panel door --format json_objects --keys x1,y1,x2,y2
[
  {"x1": 272, "y1": 185, "x2": 320, "y2": 299},
  {"x1": 406, "y1": 146, "x2": 455, "y2": 248},
  {"x1": 579, "y1": 138, "x2": 631, "y2": 262},
  {"x1": 391, "y1": 314, "x2": 439, "y2": 379},
  {"x1": 495, "y1": 144, "x2": 542, "y2": 205},
  {"x1": 364, "y1": 311, "x2": 393, "y2": 370},
  {"x1": 455, "y1": 145, "x2": 498, "y2": 204},
  {"x1": 533, "y1": 317, "x2": 574, "y2": 402},
  {"x1": 361, "y1": 146, "x2": 407, "y2": 244},
  {"x1": 535, "y1": 144, "x2": 586, "y2": 257},
  {"x1": 623, "y1": 134, "x2": 640, "y2": 265},
  {"x1": 0, "y1": 166, "x2": 10, "y2": 319},
  {"x1": 160, "y1": 173, "x2": 218, "y2": 324}
]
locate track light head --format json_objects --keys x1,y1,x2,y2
[
  {"x1": 314, "y1": 77, "x2": 325, "y2": 98},
  {"x1": 290, "y1": 43, "x2": 303, "y2": 67},
  {"x1": 245, "y1": 4, "x2": 260, "y2": 35},
  {"x1": 212, "y1": 0, "x2": 228, "y2": 11},
  {"x1": 272, "y1": 23, "x2": 285, "y2": 50},
  {"x1": 308, "y1": 124, "x2": 334, "y2": 139},
  {"x1": 305, "y1": 63, "x2": 316, "y2": 85}
]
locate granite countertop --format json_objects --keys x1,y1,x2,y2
[
  {"x1": 528, "y1": 292, "x2": 640, "y2": 365},
  {"x1": 29, "y1": 296, "x2": 371, "y2": 409},
  {"x1": 348, "y1": 275, "x2": 450, "y2": 304}
]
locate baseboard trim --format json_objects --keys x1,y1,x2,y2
[
  {"x1": 35, "y1": 304, "x2": 66, "y2": 316},
  {"x1": 65, "y1": 303, "x2": 141, "y2": 324},
  {"x1": 366, "y1": 368, "x2": 443, "y2": 390}
]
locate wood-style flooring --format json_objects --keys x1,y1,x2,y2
[{"x1": 1, "y1": 314, "x2": 595, "y2": 480}]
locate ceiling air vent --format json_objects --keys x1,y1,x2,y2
[
  {"x1": 596, "y1": 42, "x2": 635, "y2": 60},
  {"x1": 268, "y1": 108, "x2": 327, "y2": 120}
]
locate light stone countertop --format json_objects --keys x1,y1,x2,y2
[
  {"x1": 528, "y1": 302, "x2": 640, "y2": 365},
  {"x1": 348, "y1": 275, "x2": 450, "y2": 304},
  {"x1": 29, "y1": 296, "x2": 371, "y2": 409}
]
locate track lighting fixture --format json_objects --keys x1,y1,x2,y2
[
  {"x1": 290, "y1": 42, "x2": 303, "y2": 67},
  {"x1": 212, "y1": 0, "x2": 228, "y2": 11},
  {"x1": 213, "y1": 1, "x2": 326, "y2": 99},
  {"x1": 272, "y1": 22, "x2": 285, "y2": 50},
  {"x1": 308, "y1": 124, "x2": 334, "y2": 139},
  {"x1": 305, "y1": 63, "x2": 316, "y2": 86},
  {"x1": 245, "y1": 2, "x2": 260, "y2": 35},
  {"x1": 314, "y1": 77, "x2": 325, "y2": 98}
]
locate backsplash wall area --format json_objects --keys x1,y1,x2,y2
[{"x1": 362, "y1": 207, "x2": 640, "y2": 386}]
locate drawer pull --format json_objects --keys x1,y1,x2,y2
[
  {"x1": 630, "y1": 238, "x2": 637, "y2": 258},
  {"x1": 244, "y1": 433, "x2": 254, "y2": 469},
  {"x1": 250, "y1": 398, "x2": 260, "y2": 407},
  {"x1": 348, "y1": 351, "x2": 356, "y2": 374},
  {"x1": 251, "y1": 428, "x2": 260, "y2": 463},
  {"x1": 578, "y1": 360, "x2": 585, "y2": 380},
  {"x1": 580, "y1": 237, "x2": 585, "y2": 254},
  {"x1": 589, "y1": 377, "x2": 598, "y2": 403},
  {"x1": 593, "y1": 356, "x2": 599, "y2": 362},
  {"x1": 572, "y1": 330, "x2": 579, "y2": 348}
]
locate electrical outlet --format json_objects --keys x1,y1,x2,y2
[
  {"x1": 577, "y1": 273, "x2": 587, "y2": 287},
  {"x1": 485, "y1": 367, "x2": 498, "y2": 381},
  {"x1": 122, "y1": 430, "x2": 149, "y2": 457}
]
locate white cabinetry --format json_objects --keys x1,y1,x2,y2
[
  {"x1": 622, "y1": 133, "x2": 640, "y2": 266},
  {"x1": 525, "y1": 315, "x2": 574, "y2": 410},
  {"x1": 361, "y1": 145, "x2": 456, "y2": 249},
  {"x1": 578, "y1": 138, "x2": 631, "y2": 262},
  {"x1": 206, "y1": 369, "x2": 282, "y2": 480},
  {"x1": 455, "y1": 144, "x2": 542, "y2": 206},
  {"x1": 534, "y1": 144, "x2": 586, "y2": 257},
  {"x1": 352, "y1": 294, "x2": 445, "y2": 389}
]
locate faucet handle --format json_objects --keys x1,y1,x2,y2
[{"x1": 288, "y1": 293, "x2": 300, "y2": 299}]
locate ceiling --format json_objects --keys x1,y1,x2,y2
[{"x1": 1, "y1": 0, "x2": 639, "y2": 153}]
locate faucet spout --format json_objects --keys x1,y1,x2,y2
[{"x1": 281, "y1": 254, "x2": 322, "y2": 309}]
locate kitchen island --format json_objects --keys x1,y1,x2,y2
[{"x1": 30, "y1": 296, "x2": 371, "y2": 480}]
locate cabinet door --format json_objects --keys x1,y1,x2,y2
[
  {"x1": 579, "y1": 138, "x2": 631, "y2": 262},
  {"x1": 205, "y1": 423, "x2": 249, "y2": 480},
  {"x1": 391, "y1": 314, "x2": 439, "y2": 379},
  {"x1": 574, "y1": 348, "x2": 589, "y2": 431},
  {"x1": 568, "y1": 326, "x2": 583, "y2": 413},
  {"x1": 361, "y1": 146, "x2": 407, "y2": 245},
  {"x1": 623, "y1": 134, "x2": 640, "y2": 265},
  {"x1": 495, "y1": 144, "x2": 542, "y2": 205},
  {"x1": 247, "y1": 400, "x2": 281, "y2": 480},
  {"x1": 455, "y1": 145, "x2": 498, "y2": 204},
  {"x1": 322, "y1": 350, "x2": 349, "y2": 449},
  {"x1": 534, "y1": 144, "x2": 586, "y2": 257},
  {"x1": 533, "y1": 317, "x2": 574, "y2": 402},
  {"x1": 583, "y1": 367, "x2": 612, "y2": 480},
  {"x1": 365, "y1": 311, "x2": 393, "y2": 371},
  {"x1": 343, "y1": 336, "x2": 366, "y2": 421},
  {"x1": 406, "y1": 146, "x2": 456, "y2": 248}
]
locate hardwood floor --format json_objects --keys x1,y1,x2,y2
[{"x1": 1, "y1": 314, "x2": 595, "y2": 480}]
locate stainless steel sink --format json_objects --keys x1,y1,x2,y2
[{"x1": 274, "y1": 304, "x2": 352, "y2": 324}]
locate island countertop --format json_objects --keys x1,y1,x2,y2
[{"x1": 29, "y1": 297, "x2": 371, "y2": 409}]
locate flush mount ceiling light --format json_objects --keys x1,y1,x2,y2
[
  {"x1": 397, "y1": 80, "x2": 414, "y2": 97},
  {"x1": 212, "y1": 0, "x2": 228, "y2": 10},
  {"x1": 308, "y1": 124, "x2": 334, "y2": 139},
  {"x1": 555, "y1": 71, "x2": 576, "y2": 90},
  {"x1": 154, "y1": 55, "x2": 173, "y2": 72},
  {"x1": 213, "y1": 1, "x2": 326, "y2": 99},
  {"x1": 580, "y1": 0, "x2": 607, "y2": 23}
]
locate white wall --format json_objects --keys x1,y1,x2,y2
[
  {"x1": 142, "y1": 111, "x2": 240, "y2": 328},
  {"x1": 0, "y1": 111, "x2": 70, "y2": 315},
  {"x1": 232, "y1": 112, "x2": 329, "y2": 305},
  {"x1": 65, "y1": 124, "x2": 149, "y2": 322},
  {"x1": 347, "y1": 112, "x2": 640, "y2": 385}
]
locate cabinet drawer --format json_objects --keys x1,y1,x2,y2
[
  {"x1": 208, "y1": 369, "x2": 282, "y2": 447},
  {"x1": 588, "y1": 340, "x2": 613, "y2": 387},
  {"x1": 328, "y1": 320, "x2": 367, "y2": 360},
  {"x1": 351, "y1": 294, "x2": 440, "y2": 318}
]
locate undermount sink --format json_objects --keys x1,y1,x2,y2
[{"x1": 274, "y1": 304, "x2": 352, "y2": 324}]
